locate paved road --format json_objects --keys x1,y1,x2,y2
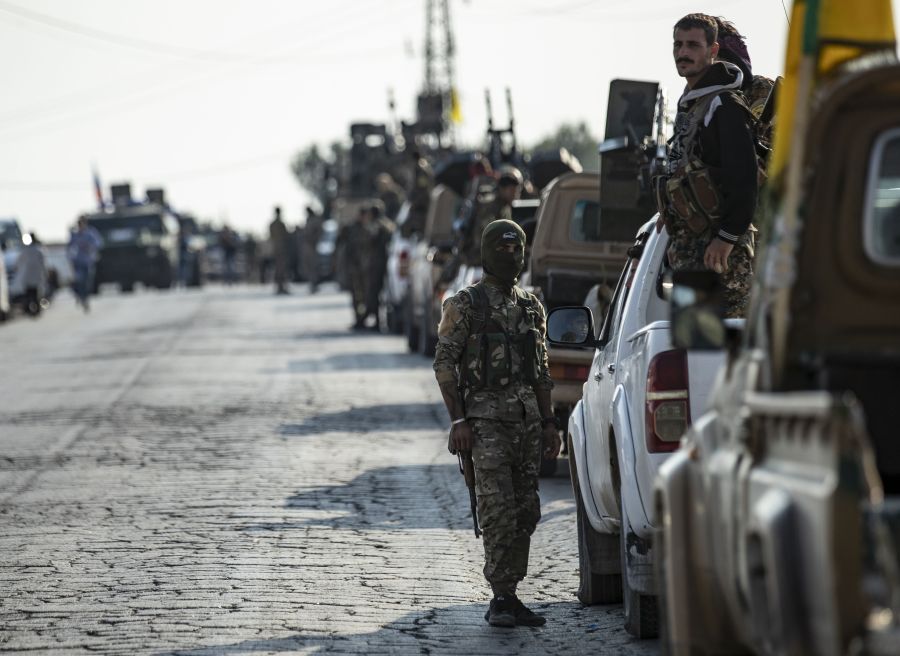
[{"x1": 0, "y1": 285, "x2": 658, "y2": 655}]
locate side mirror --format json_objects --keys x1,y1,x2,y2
[
  {"x1": 547, "y1": 306, "x2": 595, "y2": 348},
  {"x1": 667, "y1": 270, "x2": 727, "y2": 351}
]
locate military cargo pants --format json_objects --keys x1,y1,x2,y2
[
  {"x1": 667, "y1": 226, "x2": 756, "y2": 319},
  {"x1": 470, "y1": 417, "x2": 542, "y2": 596}
]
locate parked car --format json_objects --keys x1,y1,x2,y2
[
  {"x1": 1, "y1": 218, "x2": 24, "y2": 309},
  {"x1": 316, "y1": 219, "x2": 339, "y2": 282},
  {"x1": 528, "y1": 172, "x2": 645, "y2": 472},
  {"x1": 547, "y1": 219, "x2": 737, "y2": 638},
  {"x1": 0, "y1": 242, "x2": 9, "y2": 321},
  {"x1": 653, "y1": 42, "x2": 900, "y2": 656},
  {"x1": 380, "y1": 201, "x2": 415, "y2": 334}
]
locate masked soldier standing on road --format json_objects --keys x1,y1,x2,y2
[
  {"x1": 433, "y1": 219, "x2": 561, "y2": 628},
  {"x1": 658, "y1": 13, "x2": 759, "y2": 317}
]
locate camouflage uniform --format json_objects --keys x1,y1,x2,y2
[
  {"x1": 433, "y1": 276, "x2": 552, "y2": 595},
  {"x1": 344, "y1": 219, "x2": 373, "y2": 325},
  {"x1": 666, "y1": 221, "x2": 755, "y2": 318},
  {"x1": 662, "y1": 62, "x2": 759, "y2": 318}
]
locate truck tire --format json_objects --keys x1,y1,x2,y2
[
  {"x1": 570, "y1": 434, "x2": 622, "y2": 604},
  {"x1": 620, "y1": 495, "x2": 659, "y2": 639}
]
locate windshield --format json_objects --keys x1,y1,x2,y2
[
  {"x1": 87, "y1": 213, "x2": 166, "y2": 246},
  {"x1": 0, "y1": 221, "x2": 23, "y2": 247},
  {"x1": 569, "y1": 200, "x2": 601, "y2": 242}
]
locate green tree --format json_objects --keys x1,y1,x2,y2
[
  {"x1": 531, "y1": 121, "x2": 599, "y2": 172},
  {"x1": 290, "y1": 142, "x2": 347, "y2": 209}
]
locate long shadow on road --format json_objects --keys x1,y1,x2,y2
[
  {"x1": 241, "y1": 463, "x2": 466, "y2": 533},
  {"x1": 240, "y1": 462, "x2": 573, "y2": 533},
  {"x1": 279, "y1": 401, "x2": 445, "y2": 436},
  {"x1": 155, "y1": 601, "x2": 659, "y2": 655}
]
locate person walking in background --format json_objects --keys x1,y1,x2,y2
[
  {"x1": 269, "y1": 206, "x2": 290, "y2": 295},
  {"x1": 344, "y1": 205, "x2": 376, "y2": 329},
  {"x1": 243, "y1": 234, "x2": 258, "y2": 284},
  {"x1": 15, "y1": 233, "x2": 47, "y2": 317},
  {"x1": 364, "y1": 202, "x2": 394, "y2": 328},
  {"x1": 301, "y1": 206, "x2": 324, "y2": 294},
  {"x1": 67, "y1": 216, "x2": 102, "y2": 312},
  {"x1": 218, "y1": 225, "x2": 239, "y2": 286}
]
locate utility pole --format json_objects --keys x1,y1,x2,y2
[{"x1": 419, "y1": 0, "x2": 457, "y2": 146}]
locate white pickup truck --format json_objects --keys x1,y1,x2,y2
[{"x1": 547, "y1": 218, "x2": 736, "y2": 638}]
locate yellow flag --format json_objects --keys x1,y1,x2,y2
[
  {"x1": 450, "y1": 87, "x2": 463, "y2": 124},
  {"x1": 770, "y1": 0, "x2": 896, "y2": 181}
]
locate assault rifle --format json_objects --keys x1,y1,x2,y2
[
  {"x1": 458, "y1": 451, "x2": 481, "y2": 538},
  {"x1": 450, "y1": 391, "x2": 481, "y2": 538}
]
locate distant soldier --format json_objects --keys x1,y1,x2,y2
[
  {"x1": 269, "y1": 207, "x2": 290, "y2": 295},
  {"x1": 433, "y1": 219, "x2": 561, "y2": 627},
  {"x1": 218, "y1": 225, "x2": 239, "y2": 286},
  {"x1": 302, "y1": 207, "x2": 325, "y2": 293},
  {"x1": 364, "y1": 203, "x2": 395, "y2": 326},
  {"x1": 402, "y1": 153, "x2": 434, "y2": 238},
  {"x1": 67, "y1": 216, "x2": 102, "y2": 312},
  {"x1": 375, "y1": 173, "x2": 406, "y2": 223},
  {"x1": 659, "y1": 13, "x2": 759, "y2": 318},
  {"x1": 461, "y1": 166, "x2": 522, "y2": 267},
  {"x1": 344, "y1": 206, "x2": 374, "y2": 329}
]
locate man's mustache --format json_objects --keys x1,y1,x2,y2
[{"x1": 676, "y1": 57, "x2": 693, "y2": 64}]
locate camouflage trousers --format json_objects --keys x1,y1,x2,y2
[
  {"x1": 470, "y1": 417, "x2": 542, "y2": 596},
  {"x1": 666, "y1": 227, "x2": 756, "y2": 319}
]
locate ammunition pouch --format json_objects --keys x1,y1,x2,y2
[
  {"x1": 662, "y1": 158, "x2": 724, "y2": 235},
  {"x1": 459, "y1": 284, "x2": 542, "y2": 393}
]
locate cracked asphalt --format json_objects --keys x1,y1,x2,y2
[{"x1": 0, "y1": 284, "x2": 658, "y2": 655}]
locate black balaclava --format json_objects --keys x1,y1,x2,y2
[{"x1": 481, "y1": 219, "x2": 526, "y2": 287}]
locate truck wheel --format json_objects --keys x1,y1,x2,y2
[
  {"x1": 620, "y1": 496, "x2": 659, "y2": 639},
  {"x1": 570, "y1": 434, "x2": 622, "y2": 604}
]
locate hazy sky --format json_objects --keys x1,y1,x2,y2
[{"x1": 1, "y1": 0, "x2": 893, "y2": 241}]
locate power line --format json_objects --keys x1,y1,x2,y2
[
  {"x1": 0, "y1": 1, "x2": 416, "y2": 142},
  {"x1": 0, "y1": 0, "x2": 256, "y2": 62}
]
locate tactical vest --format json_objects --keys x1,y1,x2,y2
[
  {"x1": 459, "y1": 283, "x2": 542, "y2": 392},
  {"x1": 657, "y1": 91, "x2": 736, "y2": 235}
]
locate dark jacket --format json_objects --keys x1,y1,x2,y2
[{"x1": 679, "y1": 62, "x2": 758, "y2": 244}]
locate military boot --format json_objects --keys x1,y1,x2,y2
[
  {"x1": 486, "y1": 595, "x2": 516, "y2": 627},
  {"x1": 511, "y1": 596, "x2": 546, "y2": 626}
]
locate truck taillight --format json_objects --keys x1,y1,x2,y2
[
  {"x1": 398, "y1": 249, "x2": 410, "y2": 278},
  {"x1": 645, "y1": 348, "x2": 690, "y2": 453}
]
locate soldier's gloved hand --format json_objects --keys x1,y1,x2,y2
[
  {"x1": 449, "y1": 421, "x2": 475, "y2": 454},
  {"x1": 541, "y1": 425, "x2": 561, "y2": 460}
]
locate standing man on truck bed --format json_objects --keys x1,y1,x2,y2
[
  {"x1": 658, "y1": 12, "x2": 759, "y2": 317},
  {"x1": 433, "y1": 219, "x2": 560, "y2": 628}
]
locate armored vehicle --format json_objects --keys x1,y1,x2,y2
[
  {"x1": 85, "y1": 185, "x2": 179, "y2": 292},
  {"x1": 654, "y1": 4, "x2": 900, "y2": 653}
]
